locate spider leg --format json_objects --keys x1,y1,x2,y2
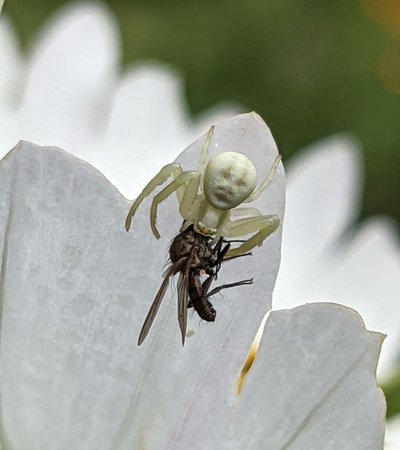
[
  {"x1": 222, "y1": 252, "x2": 253, "y2": 263},
  {"x1": 178, "y1": 173, "x2": 201, "y2": 221},
  {"x1": 243, "y1": 154, "x2": 282, "y2": 204},
  {"x1": 221, "y1": 214, "x2": 280, "y2": 258},
  {"x1": 198, "y1": 125, "x2": 215, "y2": 187},
  {"x1": 125, "y1": 163, "x2": 182, "y2": 231},
  {"x1": 230, "y1": 207, "x2": 262, "y2": 219},
  {"x1": 211, "y1": 235, "x2": 252, "y2": 275},
  {"x1": 150, "y1": 171, "x2": 200, "y2": 239}
]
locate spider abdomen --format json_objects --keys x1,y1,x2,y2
[{"x1": 203, "y1": 151, "x2": 257, "y2": 210}]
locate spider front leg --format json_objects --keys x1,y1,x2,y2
[
  {"x1": 125, "y1": 163, "x2": 183, "y2": 231},
  {"x1": 244, "y1": 154, "x2": 282, "y2": 204},
  {"x1": 150, "y1": 171, "x2": 201, "y2": 239},
  {"x1": 221, "y1": 213, "x2": 280, "y2": 258}
]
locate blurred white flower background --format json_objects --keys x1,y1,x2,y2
[{"x1": 0, "y1": 2, "x2": 399, "y2": 448}]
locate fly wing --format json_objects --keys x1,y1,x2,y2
[
  {"x1": 137, "y1": 258, "x2": 186, "y2": 346},
  {"x1": 137, "y1": 274, "x2": 171, "y2": 346},
  {"x1": 177, "y1": 261, "x2": 190, "y2": 345}
]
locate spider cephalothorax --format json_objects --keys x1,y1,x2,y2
[{"x1": 125, "y1": 126, "x2": 281, "y2": 258}]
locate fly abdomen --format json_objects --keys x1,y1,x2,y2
[
  {"x1": 189, "y1": 272, "x2": 216, "y2": 322},
  {"x1": 192, "y1": 297, "x2": 216, "y2": 322}
]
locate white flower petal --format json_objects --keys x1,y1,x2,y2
[
  {"x1": 18, "y1": 3, "x2": 119, "y2": 154},
  {"x1": 192, "y1": 102, "x2": 244, "y2": 141},
  {"x1": 221, "y1": 303, "x2": 385, "y2": 450},
  {"x1": 275, "y1": 134, "x2": 400, "y2": 379},
  {"x1": 282, "y1": 135, "x2": 361, "y2": 262},
  {"x1": 276, "y1": 199, "x2": 400, "y2": 380},
  {"x1": 323, "y1": 217, "x2": 400, "y2": 378},
  {"x1": 0, "y1": 113, "x2": 284, "y2": 449},
  {"x1": 274, "y1": 136, "x2": 362, "y2": 315},
  {"x1": 0, "y1": 143, "x2": 139, "y2": 449}
]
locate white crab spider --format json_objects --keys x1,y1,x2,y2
[{"x1": 125, "y1": 126, "x2": 281, "y2": 258}]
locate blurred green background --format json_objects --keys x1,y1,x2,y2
[{"x1": 3, "y1": 0, "x2": 400, "y2": 415}]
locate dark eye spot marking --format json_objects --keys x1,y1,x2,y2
[{"x1": 221, "y1": 169, "x2": 231, "y2": 179}]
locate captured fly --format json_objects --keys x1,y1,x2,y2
[{"x1": 137, "y1": 226, "x2": 252, "y2": 345}]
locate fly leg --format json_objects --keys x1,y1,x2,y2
[
  {"x1": 188, "y1": 269, "x2": 203, "y2": 309},
  {"x1": 203, "y1": 278, "x2": 253, "y2": 298},
  {"x1": 201, "y1": 272, "x2": 215, "y2": 297}
]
